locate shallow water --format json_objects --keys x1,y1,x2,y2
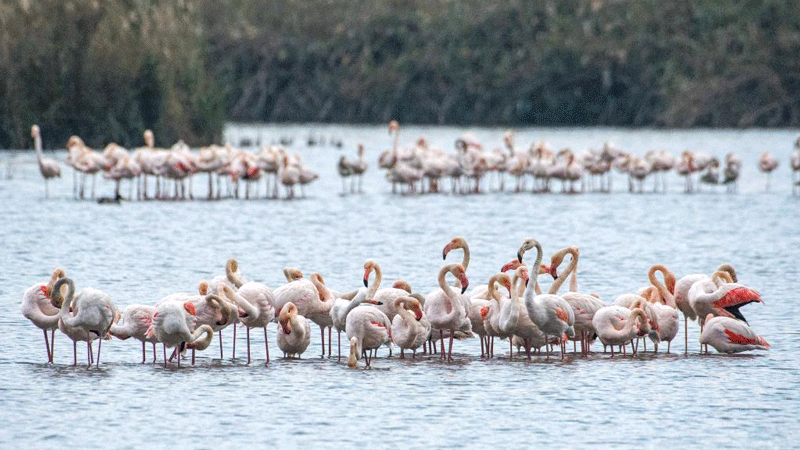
[{"x1": 2, "y1": 125, "x2": 799, "y2": 449}]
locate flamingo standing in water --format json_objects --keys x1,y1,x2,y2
[
  {"x1": 31, "y1": 125, "x2": 61, "y2": 198},
  {"x1": 518, "y1": 238, "x2": 575, "y2": 359},
  {"x1": 276, "y1": 302, "x2": 311, "y2": 358},
  {"x1": 109, "y1": 304, "x2": 159, "y2": 363},
  {"x1": 698, "y1": 314, "x2": 770, "y2": 353},
  {"x1": 424, "y1": 263, "x2": 471, "y2": 361},
  {"x1": 673, "y1": 263, "x2": 738, "y2": 354},
  {"x1": 223, "y1": 259, "x2": 276, "y2": 363},
  {"x1": 592, "y1": 303, "x2": 649, "y2": 357},
  {"x1": 53, "y1": 278, "x2": 117, "y2": 367},
  {"x1": 346, "y1": 301, "x2": 392, "y2": 368},
  {"x1": 21, "y1": 267, "x2": 66, "y2": 363},
  {"x1": 147, "y1": 301, "x2": 214, "y2": 367},
  {"x1": 758, "y1": 151, "x2": 779, "y2": 192}
]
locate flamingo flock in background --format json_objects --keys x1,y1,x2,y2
[
  {"x1": 21, "y1": 123, "x2": 800, "y2": 198},
  {"x1": 21, "y1": 237, "x2": 769, "y2": 369}
]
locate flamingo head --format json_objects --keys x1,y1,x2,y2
[
  {"x1": 713, "y1": 286, "x2": 762, "y2": 323},
  {"x1": 518, "y1": 267, "x2": 530, "y2": 285},
  {"x1": 453, "y1": 266, "x2": 469, "y2": 294},
  {"x1": 501, "y1": 259, "x2": 521, "y2": 273},
  {"x1": 279, "y1": 303, "x2": 295, "y2": 334},
  {"x1": 363, "y1": 260, "x2": 376, "y2": 287},
  {"x1": 392, "y1": 280, "x2": 412, "y2": 293},
  {"x1": 183, "y1": 302, "x2": 196, "y2": 316},
  {"x1": 442, "y1": 237, "x2": 466, "y2": 260},
  {"x1": 407, "y1": 299, "x2": 423, "y2": 321},
  {"x1": 364, "y1": 299, "x2": 382, "y2": 306}
]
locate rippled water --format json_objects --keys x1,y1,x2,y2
[{"x1": 2, "y1": 125, "x2": 799, "y2": 449}]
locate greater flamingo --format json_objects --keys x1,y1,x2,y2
[
  {"x1": 592, "y1": 303, "x2": 649, "y2": 357},
  {"x1": 277, "y1": 302, "x2": 311, "y2": 358},
  {"x1": 346, "y1": 302, "x2": 392, "y2": 368},
  {"x1": 758, "y1": 150, "x2": 778, "y2": 192},
  {"x1": 53, "y1": 278, "x2": 117, "y2": 367},
  {"x1": 31, "y1": 125, "x2": 61, "y2": 198},
  {"x1": 21, "y1": 267, "x2": 66, "y2": 363},
  {"x1": 146, "y1": 301, "x2": 214, "y2": 367},
  {"x1": 424, "y1": 263, "x2": 471, "y2": 361},
  {"x1": 698, "y1": 314, "x2": 770, "y2": 353},
  {"x1": 109, "y1": 304, "x2": 159, "y2": 363},
  {"x1": 390, "y1": 296, "x2": 427, "y2": 358}
]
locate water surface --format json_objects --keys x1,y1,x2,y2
[{"x1": 2, "y1": 125, "x2": 799, "y2": 449}]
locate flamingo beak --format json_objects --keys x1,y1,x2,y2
[
  {"x1": 40, "y1": 286, "x2": 49, "y2": 297},
  {"x1": 516, "y1": 251, "x2": 524, "y2": 263},
  {"x1": 548, "y1": 265, "x2": 558, "y2": 279},
  {"x1": 459, "y1": 274, "x2": 469, "y2": 294},
  {"x1": 365, "y1": 299, "x2": 382, "y2": 305},
  {"x1": 414, "y1": 308, "x2": 423, "y2": 321}
]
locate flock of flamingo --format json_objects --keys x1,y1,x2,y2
[
  {"x1": 21, "y1": 237, "x2": 769, "y2": 369},
  {"x1": 376, "y1": 121, "x2": 800, "y2": 195},
  {"x1": 28, "y1": 122, "x2": 800, "y2": 201},
  {"x1": 31, "y1": 125, "x2": 320, "y2": 201}
]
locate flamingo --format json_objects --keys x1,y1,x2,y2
[
  {"x1": 346, "y1": 302, "x2": 392, "y2": 368},
  {"x1": 191, "y1": 292, "x2": 237, "y2": 361},
  {"x1": 674, "y1": 263, "x2": 738, "y2": 354},
  {"x1": 519, "y1": 238, "x2": 575, "y2": 359},
  {"x1": 482, "y1": 272, "x2": 515, "y2": 358},
  {"x1": 688, "y1": 278, "x2": 762, "y2": 329},
  {"x1": 345, "y1": 143, "x2": 368, "y2": 193},
  {"x1": 53, "y1": 278, "x2": 117, "y2": 367},
  {"x1": 276, "y1": 302, "x2": 311, "y2": 358},
  {"x1": 21, "y1": 267, "x2": 66, "y2": 363},
  {"x1": 792, "y1": 139, "x2": 800, "y2": 195},
  {"x1": 146, "y1": 301, "x2": 214, "y2": 367},
  {"x1": 501, "y1": 266, "x2": 550, "y2": 360},
  {"x1": 424, "y1": 263, "x2": 471, "y2": 361},
  {"x1": 31, "y1": 125, "x2": 61, "y2": 198},
  {"x1": 759, "y1": 151, "x2": 779, "y2": 192},
  {"x1": 329, "y1": 284, "x2": 381, "y2": 361},
  {"x1": 698, "y1": 314, "x2": 770, "y2": 353},
  {"x1": 363, "y1": 260, "x2": 410, "y2": 323},
  {"x1": 218, "y1": 285, "x2": 274, "y2": 364},
  {"x1": 109, "y1": 304, "x2": 159, "y2": 363},
  {"x1": 390, "y1": 296, "x2": 426, "y2": 358},
  {"x1": 224, "y1": 259, "x2": 276, "y2": 363},
  {"x1": 635, "y1": 265, "x2": 680, "y2": 352},
  {"x1": 592, "y1": 303, "x2": 650, "y2": 357},
  {"x1": 723, "y1": 152, "x2": 742, "y2": 193},
  {"x1": 337, "y1": 155, "x2": 353, "y2": 194}
]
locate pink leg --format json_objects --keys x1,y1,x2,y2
[
  {"x1": 218, "y1": 330, "x2": 223, "y2": 359},
  {"x1": 337, "y1": 330, "x2": 342, "y2": 361},
  {"x1": 43, "y1": 330, "x2": 51, "y2": 363},
  {"x1": 233, "y1": 324, "x2": 237, "y2": 359},
  {"x1": 328, "y1": 327, "x2": 332, "y2": 357},
  {"x1": 141, "y1": 342, "x2": 146, "y2": 363},
  {"x1": 163, "y1": 345, "x2": 167, "y2": 367},
  {"x1": 320, "y1": 326, "x2": 325, "y2": 357},
  {"x1": 96, "y1": 337, "x2": 102, "y2": 368},
  {"x1": 73, "y1": 340, "x2": 77, "y2": 366},
  {"x1": 439, "y1": 330, "x2": 445, "y2": 359},
  {"x1": 246, "y1": 326, "x2": 251, "y2": 364},
  {"x1": 50, "y1": 329, "x2": 56, "y2": 363},
  {"x1": 448, "y1": 331, "x2": 454, "y2": 361},
  {"x1": 264, "y1": 327, "x2": 270, "y2": 363}
]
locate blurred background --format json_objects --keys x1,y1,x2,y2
[{"x1": 2, "y1": 0, "x2": 799, "y2": 149}]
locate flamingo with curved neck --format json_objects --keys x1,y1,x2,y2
[
  {"x1": 277, "y1": 302, "x2": 311, "y2": 358},
  {"x1": 424, "y1": 263, "x2": 470, "y2": 361},
  {"x1": 391, "y1": 297, "x2": 426, "y2": 358},
  {"x1": 54, "y1": 278, "x2": 116, "y2": 367},
  {"x1": 520, "y1": 239, "x2": 575, "y2": 360},
  {"x1": 21, "y1": 267, "x2": 66, "y2": 363}
]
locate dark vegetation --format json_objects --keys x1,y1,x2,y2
[{"x1": 2, "y1": 0, "x2": 799, "y2": 148}]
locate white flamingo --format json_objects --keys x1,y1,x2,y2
[
  {"x1": 109, "y1": 304, "x2": 159, "y2": 363},
  {"x1": 698, "y1": 314, "x2": 770, "y2": 353},
  {"x1": 31, "y1": 125, "x2": 61, "y2": 198},
  {"x1": 276, "y1": 302, "x2": 311, "y2": 358},
  {"x1": 21, "y1": 267, "x2": 66, "y2": 363},
  {"x1": 53, "y1": 278, "x2": 117, "y2": 367}
]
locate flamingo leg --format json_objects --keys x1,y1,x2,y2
[
  {"x1": 246, "y1": 326, "x2": 251, "y2": 364},
  {"x1": 50, "y1": 329, "x2": 57, "y2": 363},
  {"x1": 232, "y1": 324, "x2": 237, "y2": 360},
  {"x1": 684, "y1": 315, "x2": 689, "y2": 355},
  {"x1": 43, "y1": 329, "x2": 51, "y2": 363},
  {"x1": 263, "y1": 326, "x2": 270, "y2": 363},
  {"x1": 141, "y1": 342, "x2": 146, "y2": 363},
  {"x1": 163, "y1": 344, "x2": 167, "y2": 367},
  {"x1": 440, "y1": 330, "x2": 445, "y2": 359},
  {"x1": 479, "y1": 335, "x2": 485, "y2": 358},
  {"x1": 525, "y1": 338, "x2": 532, "y2": 360},
  {"x1": 96, "y1": 336, "x2": 102, "y2": 368},
  {"x1": 509, "y1": 339, "x2": 513, "y2": 359},
  {"x1": 218, "y1": 330, "x2": 223, "y2": 359},
  {"x1": 152, "y1": 343, "x2": 157, "y2": 363},
  {"x1": 448, "y1": 331, "x2": 454, "y2": 361},
  {"x1": 320, "y1": 326, "x2": 325, "y2": 357},
  {"x1": 328, "y1": 327, "x2": 332, "y2": 357}
]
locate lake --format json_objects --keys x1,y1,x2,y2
[{"x1": 2, "y1": 125, "x2": 799, "y2": 449}]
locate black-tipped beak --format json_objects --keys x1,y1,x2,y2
[
  {"x1": 363, "y1": 279, "x2": 369, "y2": 288},
  {"x1": 461, "y1": 285, "x2": 467, "y2": 294},
  {"x1": 517, "y1": 251, "x2": 523, "y2": 263}
]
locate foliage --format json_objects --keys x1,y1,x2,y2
[{"x1": 1, "y1": 0, "x2": 799, "y2": 148}]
